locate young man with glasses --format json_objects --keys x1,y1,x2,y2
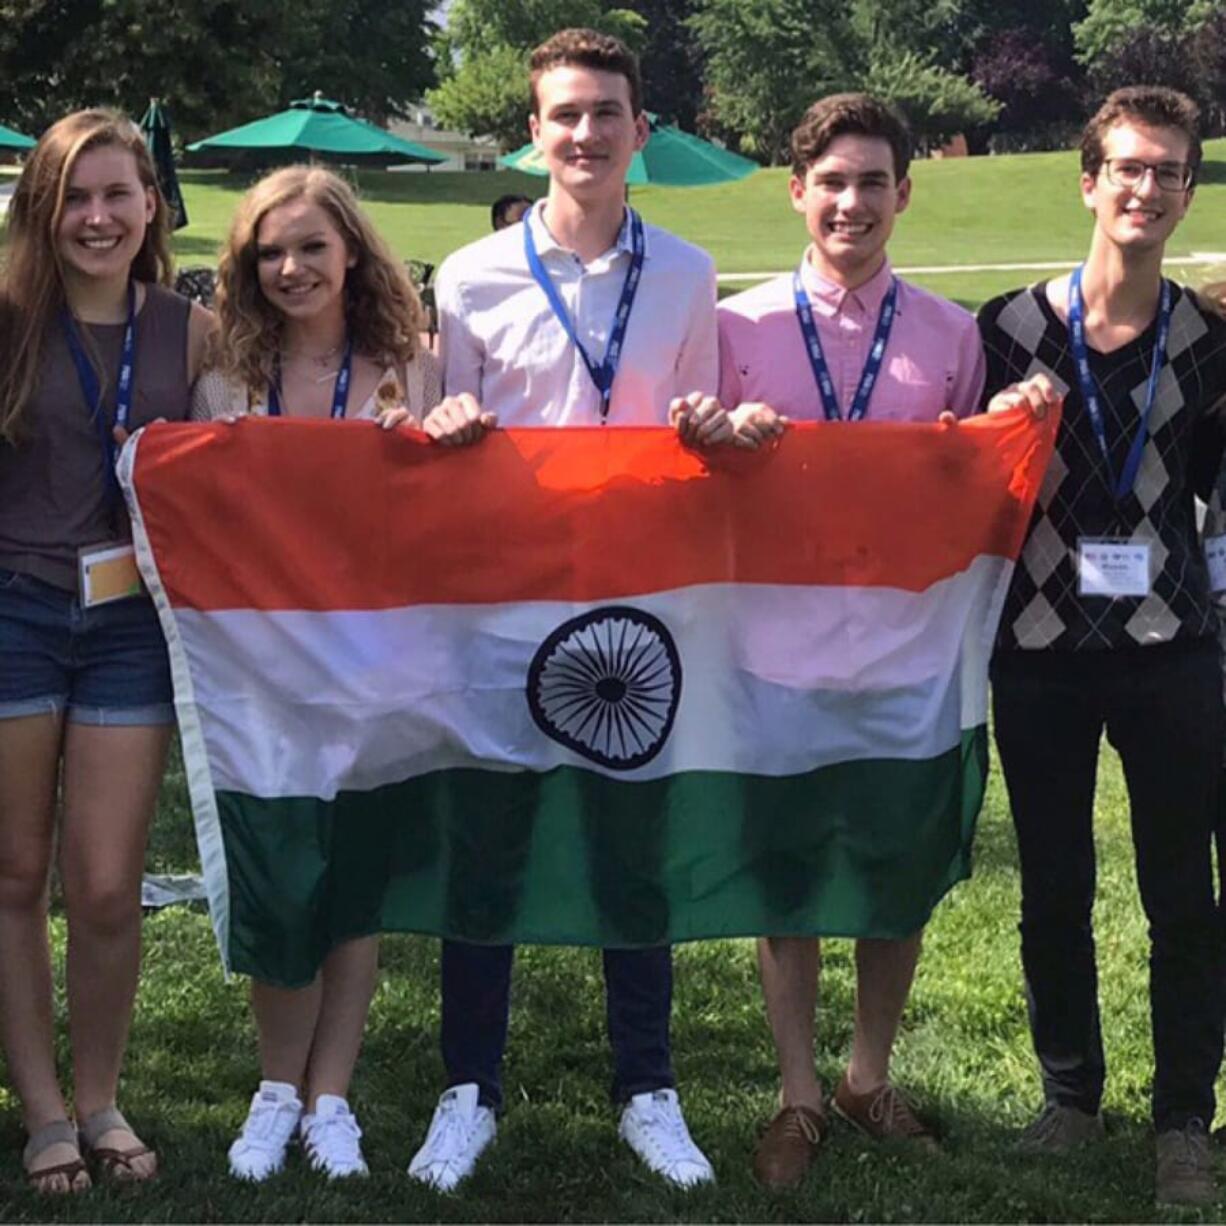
[{"x1": 978, "y1": 86, "x2": 1226, "y2": 1207}]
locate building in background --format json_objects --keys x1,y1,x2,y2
[{"x1": 389, "y1": 103, "x2": 501, "y2": 172}]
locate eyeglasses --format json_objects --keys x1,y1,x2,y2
[{"x1": 1102, "y1": 158, "x2": 1193, "y2": 192}]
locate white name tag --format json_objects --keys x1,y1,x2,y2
[
  {"x1": 1078, "y1": 539, "x2": 1151, "y2": 598},
  {"x1": 1205, "y1": 533, "x2": 1226, "y2": 593},
  {"x1": 78, "y1": 542, "x2": 142, "y2": 608}
]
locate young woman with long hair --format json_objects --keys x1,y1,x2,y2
[
  {"x1": 192, "y1": 164, "x2": 440, "y2": 1181},
  {"x1": 0, "y1": 109, "x2": 211, "y2": 1192}
]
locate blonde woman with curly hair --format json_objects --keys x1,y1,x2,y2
[
  {"x1": 193, "y1": 165, "x2": 439, "y2": 423},
  {"x1": 192, "y1": 165, "x2": 439, "y2": 1182},
  {"x1": 0, "y1": 109, "x2": 211, "y2": 1193}
]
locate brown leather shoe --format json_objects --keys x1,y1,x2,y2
[
  {"x1": 752, "y1": 1104, "x2": 828, "y2": 1188},
  {"x1": 833, "y1": 1074, "x2": 937, "y2": 1148}
]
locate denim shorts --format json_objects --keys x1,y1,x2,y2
[{"x1": 0, "y1": 566, "x2": 174, "y2": 725}]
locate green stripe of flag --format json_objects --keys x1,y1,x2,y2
[{"x1": 219, "y1": 729, "x2": 988, "y2": 987}]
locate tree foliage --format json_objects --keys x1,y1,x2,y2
[
  {"x1": 689, "y1": 0, "x2": 859, "y2": 164},
  {"x1": 427, "y1": 0, "x2": 646, "y2": 145},
  {"x1": 0, "y1": 0, "x2": 436, "y2": 141},
  {"x1": 1073, "y1": 0, "x2": 1220, "y2": 61},
  {"x1": 866, "y1": 51, "x2": 1001, "y2": 148},
  {"x1": 690, "y1": 0, "x2": 1003, "y2": 163}
]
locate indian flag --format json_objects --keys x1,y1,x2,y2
[{"x1": 119, "y1": 412, "x2": 1055, "y2": 987}]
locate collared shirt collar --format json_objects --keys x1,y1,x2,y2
[
  {"x1": 527, "y1": 199, "x2": 647, "y2": 263},
  {"x1": 798, "y1": 248, "x2": 894, "y2": 316}
]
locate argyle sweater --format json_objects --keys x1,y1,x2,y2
[{"x1": 979, "y1": 281, "x2": 1226, "y2": 653}]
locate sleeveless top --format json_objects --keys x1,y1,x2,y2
[{"x1": 0, "y1": 282, "x2": 192, "y2": 590}]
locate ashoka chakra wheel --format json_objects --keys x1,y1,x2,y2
[{"x1": 526, "y1": 606, "x2": 682, "y2": 771}]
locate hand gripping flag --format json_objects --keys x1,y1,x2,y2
[{"x1": 119, "y1": 411, "x2": 1056, "y2": 986}]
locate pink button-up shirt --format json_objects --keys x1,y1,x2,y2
[{"x1": 718, "y1": 255, "x2": 985, "y2": 422}]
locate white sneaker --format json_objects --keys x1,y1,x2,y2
[
  {"x1": 301, "y1": 1094, "x2": 369, "y2": 1179},
  {"x1": 619, "y1": 1089, "x2": 714, "y2": 1188},
  {"x1": 407, "y1": 1083, "x2": 496, "y2": 1192},
  {"x1": 228, "y1": 1080, "x2": 303, "y2": 1181}
]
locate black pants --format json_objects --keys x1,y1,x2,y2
[
  {"x1": 991, "y1": 640, "x2": 1224, "y2": 1132},
  {"x1": 440, "y1": 940, "x2": 674, "y2": 1112}
]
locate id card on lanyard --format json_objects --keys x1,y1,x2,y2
[
  {"x1": 61, "y1": 282, "x2": 142, "y2": 607},
  {"x1": 268, "y1": 337, "x2": 355, "y2": 418},
  {"x1": 1067, "y1": 266, "x2": 1171, "y2": 600},
  {"x1": 524, "y1": 209, "x2": 645, "y2": 422},
  {"x1": 793, "y1": 268, "x2": 898, "y2": 421}
]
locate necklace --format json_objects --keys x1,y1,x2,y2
[{"x1": 280, "y1": 345, "x2": 342, "y2": 384}]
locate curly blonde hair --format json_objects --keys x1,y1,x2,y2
[
  {"x1": 212, "y1": 165, "x2": 423, "y2": 392},
  {"x1": 0, "y1": 109, "x2": 174, "y2": 444}
]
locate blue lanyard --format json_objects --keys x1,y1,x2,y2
[
  {"x1": 60, "y1": 280, "x2": 137, "y2": 507},
  {"x1": 1068, "y1": 265, "x2": 1171, "y2": 503},
  {"x1": 269, "y1": 337, "x2": 354, "y2": 418},
  {"x1": 523, "y1": 208, "x2": 645, "y2": 421},
  {"x1": 793, "y1": 268, "x2": 898, "y2": 421}
]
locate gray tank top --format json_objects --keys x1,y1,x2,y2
[{"x1": 0, "y1": 283, "x2": 191, "y2": 590}]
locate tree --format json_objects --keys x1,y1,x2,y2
[
  {"x1": 0, "y1": 0, "x2": 436, "y2": 141},
  {"x1": 623, "y1": 0, "x2": 706, "y2": 129},
  {"x1": 279, "y1": 0, "x2": 437, "y2": 124},
  {"x1": 428, "y1": 44, "x2": 533, "y2": 151},
  {"x1": 971, "y1": 28, "x2": 1079, "y2": 143},
  {"x1": 427, "y1": 0, "x2": 646, "y2": 144},
  {"x1": 866, "y1": 51, "x2": 1001, "y2": 148},
  {"x1": 1073, "y1": 0, "x2": 1219, "y2": 62},
  {"x1": 689, "y1": 0, "x2": 859, "y2": 163}
]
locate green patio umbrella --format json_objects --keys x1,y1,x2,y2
[
  {"x1": 139, "y1": 99, "x2": 188, "y2": 231},
  {"x1": 187, "y1": 93, "x2": 447, "y2": 167},
  {"x1": 500, "y1": 114, "x2": 758, "y2": 186},
  {"x1": 0, "y1": 121, "x2": 36, "y2": 152}
]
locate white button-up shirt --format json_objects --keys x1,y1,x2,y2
[{"x1": 435, "y1": 201, "x2": 719, "y2": 426}]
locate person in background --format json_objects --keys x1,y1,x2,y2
[
  {"x1": 192, "y1": 164, "x2": 441, "y2": 1181},
  {"x1": 490, "y1": 193, "x2": 533, "y2": 231},
  {"x1": 0, "y1": 109, "x2": 211, "y2": 1192}
]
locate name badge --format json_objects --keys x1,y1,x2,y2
[
  {"x1": 78, "y1": 542, "x2": 142, "y2": 608},
  {"x1": 1077, "y1": 538, "x2": 1151, "y2": 598},
  {"x1": 1205, "y1": 533, "x2": 1226, "y2": 593}
]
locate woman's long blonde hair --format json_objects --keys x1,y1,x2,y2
[
  {"x1": 213, "y1": 166, "x2": 424, "y2": 392},
  {"x1": 0, "y1": 109, "x2": 174, "y2": 445}
]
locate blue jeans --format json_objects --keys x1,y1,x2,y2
[
  {"x1": 0, "y1": 566, "x2": 173, "y2": 725},
  {"x1": 441, "y1": 940, "x2": 675, "y2": 1111}
]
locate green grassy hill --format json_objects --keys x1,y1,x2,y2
[{"x1": 172, "y1": 139, "x2": 1226, "y2": 310}]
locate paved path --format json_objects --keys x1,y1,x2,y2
[{"x1": 716, "y1": 252, "x2": 1226, "y2": 282}]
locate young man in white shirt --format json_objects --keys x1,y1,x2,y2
[{"x1": 406, "y1": 27, "x2": 724, "y2": 1194}]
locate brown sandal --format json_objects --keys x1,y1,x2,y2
[
  {"x1": 78, "y1": 1107, "x2": 157, "y2": 1184},
  {"x1": 23, "y1": 1119, "x2": 91, "y2": 1194}
]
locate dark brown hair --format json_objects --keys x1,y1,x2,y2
[
  {"x1": 1079, "y1": 86, "x2": 1202, "y2": 184},
  {"x1": 790, "y1": 93, "x2": 911, "y2": 182},
  {"x1": 529, "y1": 28, "x2": 643, "y2": 116}
]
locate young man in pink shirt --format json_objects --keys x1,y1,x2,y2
[{"x1": 717, "y1": 93, "x2": 986, "y2": 1188}]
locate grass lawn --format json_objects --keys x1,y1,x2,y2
[
  {"x1": 1, "y1": 738, "x2": 1219, "y2": 1223},
  {"x1": 169, "y1": 139, "x2": 1226, "y2": 311}
]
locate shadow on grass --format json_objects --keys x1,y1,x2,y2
[
  {"x1": 1197, "y1": 157, "x2": 1226, "y2": 186},
  {"x1": 178, "y1": 166, "x2": 548, "y2": 210}
]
